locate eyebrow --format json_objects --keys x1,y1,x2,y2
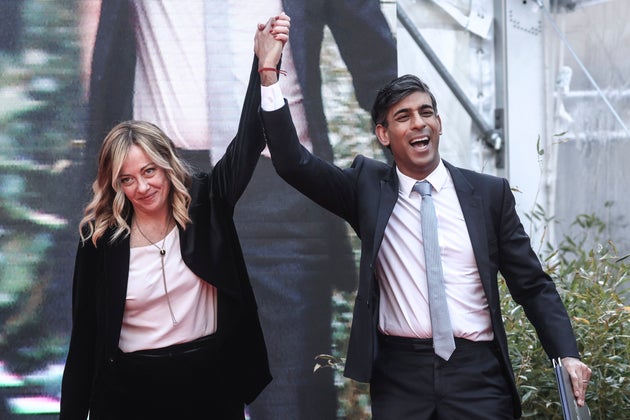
[
  {"x1": 392, "y1": 104, "x2": 434, "y2": 118},
  {"x1": 118, "y1": 162, "x2": 155, "y2": 178}
]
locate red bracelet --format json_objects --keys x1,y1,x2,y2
[{"x1": 258, "y1": 67, "x2": 287, "y2": 76}]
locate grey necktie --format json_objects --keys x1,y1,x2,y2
[{"x1": 414, "y1": 180, "x2": 456, "y2": 361}]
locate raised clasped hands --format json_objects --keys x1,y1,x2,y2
[
  {"x1": 255, "y1": 12, "x2": 290, "y2": 86},
  {"x1": 561, "y1": 356, "x2": 592, "y2": 407}
]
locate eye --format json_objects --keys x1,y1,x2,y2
[
  {"x1": 119, "y1": 176, "x2": 133, "y2": 186},
  {"x1": 144, "y1": 166, "x2": 157, "y2": 177},
  {"x1": 420, "y1": 107, "x2": 435, "y2": 117},
  {"x1": 394, "y1": 113, "x2": 410, "y2": 122}
]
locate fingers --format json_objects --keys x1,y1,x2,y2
[
  {"x1": 254, "y1": 13, "x2": 290, "y2": 78},
  {"x1": 273, "y1": 33, "x2": 289, "y2": 44},
  {"x1": 259, "y1": 13, "x2": 290, "y2": 31},
  {"x1": 270, "y1": 14, "x2": 290, "y2": 44},
  {"x1": 561, "y1": 357, "x2": 592, "y2": 407},
  {"x1": 257, "y1": 14, "x2": 290, "y2": 41},
  {"x1": 273, "y1": 12, "x2": 291, "y2": 29}
]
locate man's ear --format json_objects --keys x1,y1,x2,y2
[{"x1": 375, "y1": 124, "x2": 389, "y2": 147}]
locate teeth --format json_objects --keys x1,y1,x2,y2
[{"x1": 411, "y1": 137, "x2": 429, "y2": 145}]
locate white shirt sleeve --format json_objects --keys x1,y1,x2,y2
[{"x1": 261, "y1": 82, "x2": 285, "y2": 111}]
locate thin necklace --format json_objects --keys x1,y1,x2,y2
[{"x1": 135, "y1": 218, "x2": 178, "y2": 326}]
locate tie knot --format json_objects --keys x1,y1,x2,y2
[{"x1": 414, "y1": 180, "x2": 431, "y2": 197}]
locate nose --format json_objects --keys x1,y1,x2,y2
[
  {"x1": 410, "y1": 111, "x2": 426, "y2": 129},
  {"x1": 137, "y1": 177, "x2": 150, "y2": 193}
]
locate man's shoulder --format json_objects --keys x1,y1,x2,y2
[
  {"x1": 351, "y1": 154, "x2": 392, "y2": 174},
  {"x1": 445, "y1": 161, "x2": 507, "y2": 188}
]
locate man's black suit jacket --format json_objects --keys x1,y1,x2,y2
[
  {"x1": 262, "y1": 104, "x2": 580, "y2": 419},
  {"x1": 60, "y1": 60, "x2": 271, "y2": 419}
]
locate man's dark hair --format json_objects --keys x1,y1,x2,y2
[{"x1": 371, "y1": 74, "x2": 438, "y2": 128}]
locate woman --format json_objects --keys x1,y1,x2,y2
[{"x1": 60, "y1": 14, "x2": 290, "y2": 419}]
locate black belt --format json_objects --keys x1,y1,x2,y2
[
  {"x1": 119, "y1": 333, "x2": 218, "y2": 359},
  {"x1": 378, "y1": 332, "x2": 493, "y2": 352}
]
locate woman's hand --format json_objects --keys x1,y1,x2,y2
[{"x1": 254, "y1": 12, "x2": 290, "y2": 86}]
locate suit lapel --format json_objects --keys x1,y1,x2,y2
[
  {"x1": 445, "y1": 162, "x2": 495, "y2": 300},
  {"x1": 371, "y1": 167, "x2": 399, "y2": 263},
  {"x1": 103, "y1": 233, "x2": 130, "y2": 350}
]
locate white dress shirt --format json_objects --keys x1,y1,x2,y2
[{"x1": 376, "y1": 161, "x2": 493, "y2": 341}]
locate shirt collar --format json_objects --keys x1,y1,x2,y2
[{"x1": 396, "y1": 160, "x2": 448, "y2": 197}]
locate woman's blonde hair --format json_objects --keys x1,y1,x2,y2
[{"x1": 80, "y1": 120, "x2": 192, "y2": 246}]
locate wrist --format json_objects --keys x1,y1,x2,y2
[
  {"x1": 260, "y1": 73, "x2": 278, "y2": 87},
  {"x1": 258, "y1": 61, "x2": 278, "y2": 70},
  {"x1": 258, "y1": 67, "x2": 286, "y2": 87}
]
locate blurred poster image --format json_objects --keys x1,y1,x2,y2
[{"x1": 0, "y1": 0, "x2": 395, "y2": 418}]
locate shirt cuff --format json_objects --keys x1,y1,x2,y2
[{"x1": 261, "y1": 82, "x2": 285, "y2": 112}]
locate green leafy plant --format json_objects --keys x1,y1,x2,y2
[{"x1": 503, "y1": 213, "x2": 630, "y2": 418}]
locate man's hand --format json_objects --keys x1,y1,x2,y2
[
  {"x1": 561, "y1": 356, "x2": 592, "y2": 407},
  {"x1": 254, "y1": 12, "x2": 290, "y2": 86}
]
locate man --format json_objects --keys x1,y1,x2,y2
[
  {"x1": 261, "y1": 74, "x2": 592, "y2": 418},
  {"x1": 81, "y1": 1, "x2": 396, "y2": 418}
]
